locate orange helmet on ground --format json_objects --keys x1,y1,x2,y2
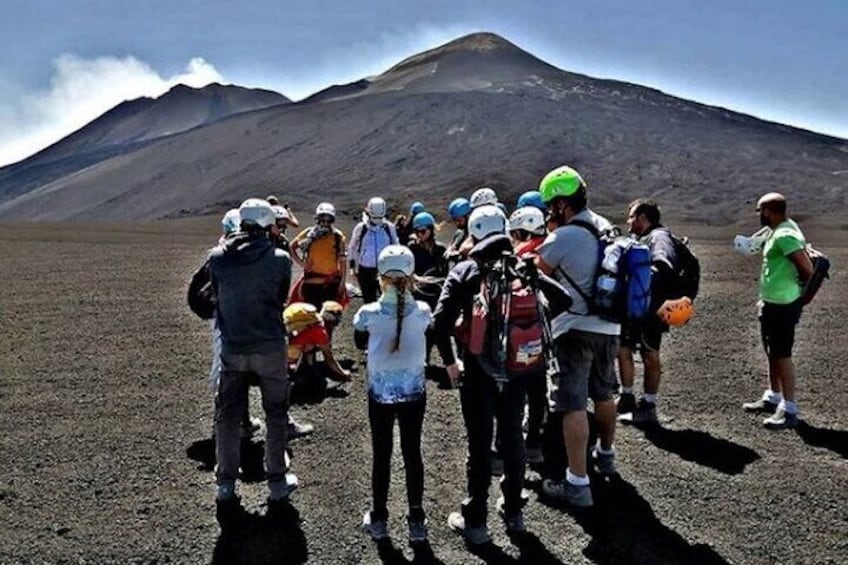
[{"x1": 657, "y1": 297, "x2": 695, "y2": 326}]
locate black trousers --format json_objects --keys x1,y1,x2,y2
[
  {"x1": 460, "y1": 357, "x2": 526, "y2": 525},
  {"x1": 368, "y1": 396, "x2": 426, "y2": 522},
  {"x1": 358, "y1": 267, "x2": 381, "y2": 304}
]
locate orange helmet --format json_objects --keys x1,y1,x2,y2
[{"x1": 657, "y1": 297, "x2": 695, "y2": 326}]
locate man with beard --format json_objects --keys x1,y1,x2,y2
[{"x1": 742, "y1": 193, "x2": 813, "y2": 430}]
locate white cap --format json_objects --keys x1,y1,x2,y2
[
  {"x1": 221, "y1": 208, "x2": 240, "y2": 234},
  {"x1": 238, "y1": 198, "x2": 275, "y2": 229},
  {"x1": 470, "y1": 187, "x2": 498, "y2": 208},
  {"x1": 315, "y1": 202, "x2": 336, "y2": 218},
  {"x1": 366, "y1": 197, "x2": 387, "y2": 219},
  {"x1": 468, "y1": 204, "x2": 507, "y2": 241},
  {"x1": 509, "y1": 206, "x2": 546, "y2": 235},
  {"x1": 378, "y1": 245, "x2": 415, "y2": 278}
]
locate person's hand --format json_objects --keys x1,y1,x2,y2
[{"x1": 446, "y1": 363, "x2": 462, "y2": 388}]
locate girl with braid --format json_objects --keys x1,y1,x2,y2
[{"x1": 353, "y1": 245, "x2": 432, "y2": 545}]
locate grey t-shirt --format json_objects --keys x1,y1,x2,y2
[{"x1": 537, "y1": 208, "x2": 620, "y2": 338}]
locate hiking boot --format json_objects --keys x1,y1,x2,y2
[
  {"x1": 362, "y1": 511, "x2": 389, "y2": 541},
  {"x1": 592, "y1": 447, "x2": 617, "y2": 475},
  {"x1": 542, "y1": 478, "x2": 593, "y2": 508},
  {"x1": 240, "y1": 416, "x2": 262, "y2": 439},
  {"x1": 617, "y1": 392, "x2": 637, "y2": 414},
  {"x1": 763, "y1": 407, "x2": 799, "y2": 430},
  {"x1": 407, "y1": 517, "x2": 428, "y2": 544},
  {"x1": 490, "y1": 452, "x2": 504, "y2": 476},
  {"x1": 496, "y1": 496, "x2": 526, "y2": 535},
  {"x1": 287, "y1": 416, "x2": 315, "y2": 440},
  {"x1": 268, "y1": 472, "x2": 299, "y2": 501},
  {"x1": 742, "y1": 397, "x2": 779, "y2": 414},
  {"x1": 631, "y1": 400, "x2": 658, "y2": 424},
  {"x1": 447, "y1": 512, "x2": 491, "y2": 546}
]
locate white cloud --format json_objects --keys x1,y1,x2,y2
[{"x1": 0, "y1": 55, "x2": 224, "y2": 167}]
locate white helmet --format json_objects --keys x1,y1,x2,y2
[
  {"x1": 378, "y1": 244, "x2": 415, "y2": 278},
  {"x1": 509, "y1": 206, "x2": 546, "y2": 236},
  {"x1": 271, "y1": 205, "x2": 290, "y2": 221},
  {"x1": 468, "y1": 204, "x2": 507, "y2": 241},
  {"x1": 238, "y1": 198, "x2": 275, "y2": 229},
  {"x1": 221, "y1": 208, "x2": 240, "y2": 234},
  {"x1": 470, "y1": 187, "x2": 498, "y2": 208},
  {"x1": 315, "y1": 202, "x2": 336, "y2": 218},
  {"x1": 365, "y1": 197, "x2": 387, "y2": 219}
]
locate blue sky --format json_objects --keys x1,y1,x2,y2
[{"x1": 0, "y1": 0, "x2": 845, "y2": 166}]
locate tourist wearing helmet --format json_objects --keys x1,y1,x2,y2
[
  {"x1": 289, "y1": 202, "x2": 348, "y2": 309},
  {"x1": 353, "y1": 245, "x2": 432, "y2": 544},
  {"x1": 509, "y1": 206, "x2": 547, "y2": 257},
  {"x1": 395, "y1": 201, "x2": 428, "y2": 246},
  {"x1": 617, "y1": 199, "x2": 682, "y2": 425},
  {"x1": 433, "y1": 205, "x2": 571, "y2": 544},
  {"x1": 284, "y1": 301, "x2": 352, "y2": 396},
  {"x1": 445, "y1": 197, "x2": 472, "y2": 266},
  {"x1": 267, "y1": 195, "x2": 300, "y2": 228},
  {"x1": 516, "y1": 190, "x2": 546, "y2": 212},
  {"x1": 270, "y1": 205, "x2": 292, "y2": 252},
  {"x1": 742, "y1": 193, "x2": 813, "y2": 430},
  {"x1": 348, "y1": 197, "x2": 400, "y2": 303},
  {"x1": 469, "y1": 187, "x2": 498, "y2": 208},
  {"x1": 534, "y1": 165, "x2": 620, "y2": 508},
  {"x1": 206, "y1": 198, "x2": 297, "y2": 522},
  {"x1": 407, "y1": 212, "x2": 449, "y2": 362}
]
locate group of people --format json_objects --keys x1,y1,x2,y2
[{"x1": 194, "y1": 164, "x2": 816, "y2": 548}]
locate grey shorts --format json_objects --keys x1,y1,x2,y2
[{"x1": 549, "y1": 330, "x2": 619, "y2": 413}]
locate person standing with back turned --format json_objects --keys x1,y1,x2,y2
[
  {"x1": 208, "y1": 198, "x2": 297, "y2": 524},
  {"x1": 742, "y1": 193, "x2": 813, "y2": 430}
]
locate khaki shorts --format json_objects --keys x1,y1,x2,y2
[{"x1": 549, "y1": 330, "x2": 619, "y2": 413}]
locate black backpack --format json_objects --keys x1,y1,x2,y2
[
  {"x1": 187, "y1": 261, "x2": 216, "y2": 320},
  {"x1": 802, "y1": 245, "x2": 830, "y2": 305},
  {"x1": 670, "y1": 235, "x2": 700, "y2": 300}
]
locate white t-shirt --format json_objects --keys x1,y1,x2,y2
[
  {"x1": 537, "y1": 208, "x2": 620, "y2": 338},
  {"x1": 353, "y1": 296, "x2": 432, "y2": 403}
]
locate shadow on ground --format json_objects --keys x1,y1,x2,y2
[
  {"x1": 372, "y1": 538, "x2": 448, "y2": 565},
  {"x1": 535, "y1": 475, "x2": 730, "y2": 565},
  {"x1": 796, "y1": 421, "x2": 848, "y2": 458},
  {"x1": 186, "y1": 438, "x2": 269, "y2": 483},
  {"x1": 627, "y1": 422, "x2": 761, "y2": 474},
  {"x1": 213, "y1": 503, "x2": 307, "y2": 565}
]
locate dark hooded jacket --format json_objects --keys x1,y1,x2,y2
[
  {"x1": 208, "y1": 232, "x2": 292, "y2": 355},
  {"x1": 433, "y1": 234, "x2": 572, "y2": 365}
]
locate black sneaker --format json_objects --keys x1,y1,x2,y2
[{"x1": 617, "y1": 392, "x2": 637, "y2": 414}]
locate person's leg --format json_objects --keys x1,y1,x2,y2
[
  {"x1": 497, "y1": 380, "x2": 527, "y2": 517},
  {"x1": 642, "y1": 349, "x2": 662, "y2": 397},
  {"x1": 398, "y1": 397, "x2": 426, "y2": 522},
  {"x1": 617, "y1": 347, "x2": 636, "y2": 389},
  {"x1": 252, "y1": 350, "x2": 291, "y2": 495},
  {"x1": 215, "y1": 354, "x2": 250, "y2": 498},
  {"x1": 590, "y1": 334, "x2": 620, "y2": 451},
  {"x1": 525, "y1": 370, "x2": 547, "y2": 453},
  {"x1": 458, "y1": 362, "x2": 495, "y2": 526},
  {"x1": 547, "y1": 332, "x2": 593, "y2": 484},
  {"x1": 358, "y1": 267, "x2": 380, "y2": 304},
  {"x1": 763, "y1": 301, "x2": 803, "y2": 428},
  {"x1": 368, "y1": 396, "x2": 395, "y2": 521}
]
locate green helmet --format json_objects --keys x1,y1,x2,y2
[{"x1": 538, "y1": 166, "x2": 586, "y2": 203}]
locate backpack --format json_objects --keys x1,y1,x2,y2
[
  {"x1": 559, "y1": 221, "x2": 652, "y2": 323},
  {"x1": 467, "y1": 255, "x2": 550, "y2": 382},
  {"x1": 187, "y1": 261, "x2": 216, "y2": 320},
  {"x1": 355, "y1": 221, "x2": 393, "y2": 258},
  {"x1": 670, "y1": 234, "x2": 701, "y2": 300},
  {"x1": 802, "y1": 245, "x2": 830, "y2": 305}
]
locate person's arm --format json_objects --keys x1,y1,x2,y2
[
  {"x1": 352, "y1": 306, "x2": 369, "y2": 351},
  {"x1": 276, "y1": 253, "x2": 292, "y2": 305},
  {"x1": 389, "y1": 222, "x2": 399, "y2": 245},
  {"x1": 285, "y1": 205, "x2": 300, "y2": 229},
  {"x1": 337, "y1": 232, "x2": 349, "y2": 288},
  {"x1": 318, "y1": 343, "x2": 352, "y2": 381},
  {"x1": 432, "y1": 265, "x2": 468, "y2": 367},
  {"x1": 289, "y1": 230, "x2": 308, "y2": 268},
  {"x1": 347, "y1": 226, "x2": 360, "y2": 273},
  {"x1": 789, "y1": 249, "x2": 814, "y2": 284}
]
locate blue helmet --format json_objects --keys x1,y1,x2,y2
[
  {"x1": 448, "y1": 197, "x2": 471, "y2": 220},
  {"x1": 517, "y1": 190, "x2": 546, "y2": 211},
  {"x1": 409, "y1": 201, "x2": 426, "y2": 216},
  {"x1": 411, "y1": 211, "x2": 436, "y2": 230}
]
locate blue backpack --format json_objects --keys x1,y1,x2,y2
[{"x1": 557, "y1": 220, "x2": 652, "y2": 323}]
